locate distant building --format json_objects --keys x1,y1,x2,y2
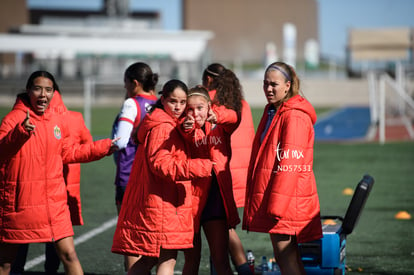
[
  {"x1": 346, "y1": 27, "x2": 414, "y2": 77},
  {"x1": 0, "y1": 0, "x2": 28, "y2": 76},
  {"x1": 183, "y1": 0, "x2": 319, "y2": 67},
  {"x1": 0, "y1": 0, "x2": 210, "y2": 83},
  {"x1": 0, "y1": 0, "x2": 319, "y2": 80}
]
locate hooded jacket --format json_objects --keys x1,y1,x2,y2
[
  {"x1": 185, "y1": 104, "x2": 241, "y2": 232},
  {"x1": 63, "y1": 111, "x2": 93, "y2": 226},
  {"x1": 112, "y1": 107, "x2": 213, "y2": 257},
  {"x1": 243, "y1": 95, "x2": 322, "y2": 243},
  {"x1": 230, "y1": 99, "x2": 255, "y2": 207},
  {"x1": 0, "y1": 93, "x2": 112, "y2": 243},
  {"x1": 208, "y1": 90, "x2": 255, "y2": 208},
  {"x1": 49, "y1": 93, "x2": 93, "y2": 226}
]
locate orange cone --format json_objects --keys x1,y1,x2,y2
[
  {"x1": 395, "y1": 211, "x2": 411, "y2": 220},
  {"x1": 342, "y1": 188, "x2": 354, "y2": 195}
]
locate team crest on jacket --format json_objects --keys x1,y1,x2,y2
[{"x1": 54, "y1": 125, "x2": 62, "y2": 140}]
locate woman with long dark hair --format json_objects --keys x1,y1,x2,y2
[
  {"x1": 0, "y1": 70, "x2": 118, "y2": 274},
  {"x1": 112, "y1": 80, "x2": 213, "y2": 275},
  {"x1": 111, "y1": 62, "x2": 158, "y2": 271}
]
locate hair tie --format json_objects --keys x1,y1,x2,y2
[
  {"x1": 269, "y1": 65, "x2": 291, "y2": 81},
  {"x1": 205, "y1": 68, "x2": 220, "y2": 77},
  {"x1": 188, "y1": 92, "x2": 210, "y2": 100}
]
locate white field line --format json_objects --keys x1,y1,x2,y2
[{"x1": 25, "y1": 216, "x2": 118, "y2": 270}]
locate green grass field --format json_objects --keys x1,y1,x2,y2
[{"x1": 1, "y1": 106, "x2": 413, "y2": 274}]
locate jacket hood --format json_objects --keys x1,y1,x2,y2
[
  {"x1": 208, "y1": 89, "x2": 217, "y2": 100},
  {"x1": 13, "y1": 93, "x2": 30, "y2": 111},
  {"x1": 137, "y1": 108, "x2": 178, "y2": 144},
  {"x1": 13, "y1": 93, "x2": 45, "y2": 121},
  {"x1": 49, "y1": 92, "x2": 68, "y2": 115},
  {"x1": 276, "y1": 95, "x2": 317, "y2": 125}
]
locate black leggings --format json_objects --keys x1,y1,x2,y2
[{"x1": 201, "y1": 173, "x2": 226, "y2": 224}]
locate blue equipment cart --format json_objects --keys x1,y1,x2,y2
[{"x1": 298, "y1": 174, "x2": 375, "y2": 274}]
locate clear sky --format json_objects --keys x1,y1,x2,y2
[{"x1": 27, "y1": 0, "x2": 414, "y2": 61}]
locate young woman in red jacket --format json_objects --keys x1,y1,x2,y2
[
  {"x1": 111, "y1": 62, "x2": 158, "y2": 272},
  {"x1": 112, "y1": 80, "x2": 214, "y2": 275},
  {"x1": 10, "y1": 94, "x2": 94, "y2": 274},
  {"x1": 181, "y1": 82, "x2": 243, "y2": 275},
  {"x1": 0, "y1": 70, "x2": 119, "y2": 275},
  {"x1": 201, "y1": 63, "x2": 255, "y2": 275},
  {"x1": 243, "y1": 62, "x2": 323, "y2": 274}
]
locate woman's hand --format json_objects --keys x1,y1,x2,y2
[
  {"x1": 22, "y1": 110, "x2": 36, "y2": 135},
  {"x1": 183, "y1": 113, "x2": 195, "y2": 130},
  {"x1": 108, "y1": 137, "x2": 121, "y2": 154},
  {"x1": 206, "y1": 107, "x2": 217, "y2": 124}
]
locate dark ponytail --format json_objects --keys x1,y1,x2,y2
[{"x1": 124, "y1": 62, "x2": 159, "y2": 93}]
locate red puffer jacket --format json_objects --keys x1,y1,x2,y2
[
  {"x1": 0, "y1": 93, "x2": 112, "y2": 243},
  {"x1": 185, "y1": 104, "x2": 241, "y2": 232},
  {"x1": 208, "y1": 90, "x2": 255, "y2": 208},
  {"x1": 49, "y1": 93, "x2": 94, "y2": 226},
  {"x1": 63, "y1": 111, "x2": 93, "y2": 226},
  {"x1": 230, "y1": 99, "x2": 255, "y2": 207},
  {"x1": 243, "y1": 95, "x2": 322, "y2": 243},
  {"x1": 112, "y1": 108, "x2": 213, "y2": 257}
]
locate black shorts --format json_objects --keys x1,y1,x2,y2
[
  {"x1": 115, "y1": 185, "x2": 127, "y2": 205},
  {"x1": 201, "y1": 173, "x2": 226, "y2": 224}
]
